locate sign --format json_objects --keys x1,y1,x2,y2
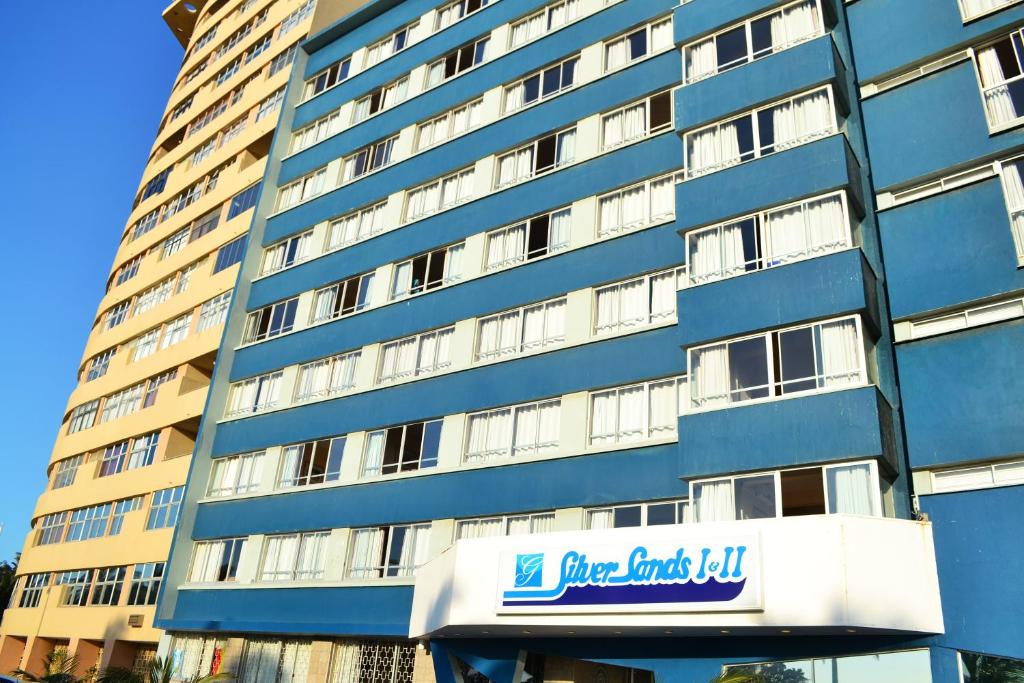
[{"x1": 496, "y1": 534, "x2": 762, "y2": 614}]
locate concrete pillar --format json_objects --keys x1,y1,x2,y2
[
  {"x1": 68, "y1": 639, "x2": 103, "y2": 679},
  {"x1": 306, "y1": 641, "x2": 333, "y2": 683},
  {"x1": 219, "y1": 638, "x2": 246, "y2": 678},
  {"x1": 412, "y1": 645, "x2": 437, "y2": 683},
  {"x1": 20, "y1": 636, "x2": 56, "y2": 677}
]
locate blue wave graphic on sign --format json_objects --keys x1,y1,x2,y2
[{"x1": 503, "y1": 577, "x2": 746, "y2": 607}]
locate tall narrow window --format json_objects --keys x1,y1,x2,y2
[
  {"x1": 311, "y1": 273, "x2": 375, "y2": 322},
  {"x1": 361, "y1": 421, "x2": 442, "y2": 477},
  {"x1": 90, "y1": 567, "x2": 126, "y2": 606},
  {"x1": 686, "y1": 87, "x2": 836, "y2": 178},
  {"x1": 975, "y1": 30, "x2": 1024, "y2": 129},
  {"x1": 686, "y1": 192, "x2": 850, "y2": 285},
  {"x1": 684, "y1": 0, "x2": 823, "y2": 84},
  {"x1": 52, "y1": 455, "x2": 84, "y2": 490},
  {"x1": 147, "y1": 487, "x2": 184, "y2": 530},
  {"x1": 389, "y1": 244, "x2": 464, "y2": 299},
  {"x1": 484, "y1": 208, "x2": 570, "y2": 271},
  {"x1": 465, "y1": 400, "x2": 561, "y2": 464},
  {"x1": 495, "y1": 128, "x2": 576, "y2": 188},
  {"x1": 127, "y1": 562, "x2": 164, "y2": 605},
  {"x1": 378, "y1": 328, "x2": 454, "y2": 383},
  {"x1": 688, "y1": 316, "x2": 866, "y2": 410},
  {"x1": 594, "y1": 268, "x2": 680, "y2": 335},
  {"x1": 997, "y1": 156, "x2": 1024, "y2": 262}
]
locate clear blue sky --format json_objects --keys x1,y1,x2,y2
[{"x1": 0, "y1": 2, "x2": 183, "y2": 562}]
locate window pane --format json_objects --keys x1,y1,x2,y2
[
  {"x1": 778, "y1": 327, "x2": 817, "y2": 394},
  {"x1": 612, "y1": 506, "x2": 642, "y2": 528},
  {"x1": 735, "y1": 474, "x2": 776, "y2": 519},
  {"x1": 728, "y1": 336, "x2": 770, "y2": 401}
]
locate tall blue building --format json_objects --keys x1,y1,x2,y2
[{"x1": 153, "y1": 0, "x2": 1024, "y2": 681}]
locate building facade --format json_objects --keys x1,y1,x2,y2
[
  {"x1": 0, "y1": 0, "x2": 317, "y2": 676},
  {"x1": 149, "y1": 0, "x2": 1023, "y2": 682}
]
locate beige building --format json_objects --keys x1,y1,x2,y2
[{"x1": 0, "y1": 0, "x2": 317, "y2": 676}]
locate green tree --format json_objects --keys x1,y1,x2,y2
[
  {"x1": 961, "y1": 652, "x2": 1024, "y2": 683},
  {"x1": 0, "y1": 554, "x2": 19, "y2": 622},
  {"x1": 708, "y1": 671, "x2": 766, "y2": 683},
  {"x1": 12, "y1": 647, "x2": 80, "y2": 683}
]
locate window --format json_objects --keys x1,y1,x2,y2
[
  {"x1": 495, "y1": 128, "x2": 576, "y2": 188},
  {"x1": 144, "y1": 371, "x2": 176, "y2": 408},
  {"x1": 259, "y1": 531, "x2": 329, "y2": 581},
  {"x1": 100, "y1": 383, "x2": 145, "y2": 423},
  {"x1": 168, "y1": 637, "x2": 225, "y2": 682},
  {"x1": 67, "y1": 400, "x2": 99, "y2": 434},
  {"x1": 601, "y1": 91, "x2": 673, "y2": 150},
  {"x1": 932, "y1": 458, "x2": 1024, "y2": 493},
  {"x1": 476, "y1": 297, "x2": 566, "y2": 361},
  {"x1": 305, "y1": 58, "x2": 351, "y2": 99},
  {"x1": 161, "y1": 229, "x2": 190, "y2": 261},
  {"x1": 426, "y1": 37, "x2": 490, "y2": 87},
  {"x1": 404, "y1": 166, "x2": 475, "y2": 221},
  {"x1": 161, "y1": 313, "x2": 193, "y2": 349},
  {"x1": 52, "y1": 455, "x2": 84, "y2": 490},
  {"x1": 726, "y1": 649, "x2": 931, "y2": 681},
  {"x1": 127, "y1": 562, "x2": 164, "y2": 605},
  {"x1": 18, "y1": 573, "x2": 48, "y2": 608},
  {"x1": 99, "y1": 441, "x2": 130, "y2": 477},
  {"x1": 116, "y1": 254, "x2": 143, "y2": 286},
  {"x1": 484, "y1": 208, "x2": 570, "y2": 270},
  {"x1": 90, "y1": 567, "x2": 125, "y2": 606},
  {"x1": 244, "y1": 298, "x2": 299, "y2": 342},
  {"x1": 241, "y1": 640, "x2": 311, "y2": 683},
  {"x1": 214, "y1": 235, "x2": 247, "y2": 272},
  {"x1": 293, "y1": 110, "x2": 343, "y2": 153},
  {"x1": 417, "y1": 98, "x2": 483, "y2": 151},
  {"x1": 378, "y1": 328, "x2": 454, "y2": 383},
  {"x1": 975, "y1": 29, "x2": 1024, "y2": 130},
  {"x1": 134, "y1": 277, "x2": 174, "y2": 317},
  {"x1": 353, "y1": 76, "x2": 410, "y2": 122},
  {"x1": 456, "y1": 512, "x2": 555, "y2": 539},
  {"x1": 504, "y1": 56, "x2": 579, "y2": 113},
  {"x1": 189, "y1": 209, "x2": 220, "y2": 243},
  {"x1": 328, "y1": 640, "x2": 416, "y2": 683},
  {"x1": 142, "y1": 168, "x2": 172, "y2": 201},
  {"x1": 208, "y1": 451, "x2": 265, "y2": 497},
  {"x1": 435, "y1": 0, "x2": 493, "y2": 31},
  {"x1": 689, "y1": 316, "x2": 866, "y2": 410},
  {"x1": 390, "y1": 243, "x2": 464, "y2": 300},
  {"x1": 960, "y1": 651, "x2": 1024, "y2": 682},
  {"x1": 104, "y1": 301, "x2": 131, "y2": 330},
  {"x1": 295, "y1": 352, "x2": 360, "y2": 401},
  {"x1": 327, "y1": 202, "x2": 387, "y2": 250},
  {"x1": 191, "y1": 139, "x2": 215, "y2": 167},
  {"x1": 131, "y1": 210, "x2": 159, "y2": 241},
  {"x1": 598, "y1": 173, "x2": 677, "y2": 238},
  {"x1": 604, "y1": 17, "x2": 673, "y2": 71},
  {"x1": 362, "y1": 421, "x2": 442, "y2": 477},
  {"x1": 226, "y1": 371, "x2": 284, "y2": 416},
  {"x1": 686, "y1": 87, "x2": 837, "y2": 178},
  {"x1": 133, "y1": 329, "x2": 160, "y2": 361},
  {"x1": 279, "y1": 438, "x2": 346, "y2": 488},
  {"x1": 590, "y1": 377, "x2": 685, "y2": 445},
  {"x1": 343, "y1": 136, "x2": 397, "y2": 181},
  {"x1": 996, "y1": 156, "x2": 1024, "y2": 262},
  {"x1": 347, "y1": 524, "x2": 431, "y2": 578},
  {"x1": 280, "y1": 0, "x2": 314, "y2": 35},
  {"x1": 687, "y1": 191, "x2": 851, "y2": 285},
  {"x1": 465, "y1": 400, "x2": 561, "y2": 464},
  {"x1": 126, "y1": 432, "x2": 160, "y2": 469},
  {"x1": 37, "y1": 512, "x2": 68, "y2": 545},
  {"x1": 57, "y1": 570, "x2": 93, "y2": 606},
  {"x1": 684, "y1": 0, "x2": 823, "y2": 84},
  {"x1": 278, "y1": 168, "x2": 328, "y2": 210},
  {"x1": 86, "y1": 349, "x2": 116, "y2": 382},
  {"x1": 147, "y1": 486, "x2": 184, "y2": 530},
  {"x1": 110, "y1": 497, "x2": 143, "y2": 535},
  {"x1": 163, "y1": 182, "x2": 203, "y2": 223},
  {"x1": 692, "y1": 460, "x2": 881, "y2": 522},
  {"x1": 189, "y1": 539, "x2": 246, "y2": 582},
  {"x1": 586, "y1": 499, "x2": 688, "y2": 529},
  {"x1": 262, "y1": 232, "x2": 312, "y2": 275},
  {"x1": 365, "y1": 21, "x2": 418, "y2": 68},
  {"x1": 311, "y1": 273, "x2": 375, "y2": 323},
  {"x1": 228, "y1": 183, "x2": 260, "y2": 220},
  {"x1": 198, "y1": 292, "x2": 232, "y2": 332},
  {"x1": 256, "y1": 89, "x2": 285, "y2": 122},
  {"x1": 509, "y1": 0, "x2": 580, "y2": 48},
  {"x1": 594, "y1": 268, "x2": 680, "y2": 335},
  {"x1": 269, "y1": 41, "x2": 300, "y2": 75}
]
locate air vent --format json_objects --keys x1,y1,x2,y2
[{"x1": 128, "y1": 615, "x2": 144, "y2": 628}]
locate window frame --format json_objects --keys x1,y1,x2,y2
[
  {"x1": 588, "y1": 376, "x2": 686, "y2": 446},
  {"x1": 592, "y1": 267, "x2": 683, "y2": 336},
  {"x1": 474, "y1": 296, "x2": 567, "y2": 361},
  {"x1": 493, "y1": 126, "x2": 577, "y2": 189},
  {"x1": 463, "y1": 399, "x2": 562, "y2": 464},
  {"x1": 585, "y1": 498, "x2": 689, "y2": 529},
  {"x1": 361, "y1": 420, "x2": 443, "y2": 478},
  {"x1": 602, "y1": 16, "x2": 674, "y2": 73}
]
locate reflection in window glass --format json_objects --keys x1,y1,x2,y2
[{"x1": 727, "y1": 649, "x2": 932, "y2": 683}]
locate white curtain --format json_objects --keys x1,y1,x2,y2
[
  {"x1": 444, "y1": 244, "x2": 464, "y2": 282},
  {"x1": 1001, "y1": 160, "x2": 1024, "y2": 260},
  {"x1": 512, "y1": 404, "x2": 539, "y2": 455},
  {"x1": 602, "y1": 110, "x2": 624, "y2": 149},
  {"x1": 549, "y1": 209, "x2": 570, "y2": 248},
  {"x1": 457, "y1": 517, "x2": 504, "y2": 540},
  {"x1": 688, "y1": 122, "x2": 741, "y2": 177},
  {"x1": 650, "y1": 176, "x2": 674, "y2": 221},
  {"x1": 511, "y1": 13, "x2": 543, "y2": 47},
  {"x1": 599, "y1": 194, "x2": 620, "y2": 236},
  {"x1": 261, "y1": 535, "x2": 299, "y2": 580},
  {"x1": 771, "y1": 0, "x2": 820, "y2": 49},
  {"x1": 619, "y1": 278, "x2": 646, "y2": 328},
  {"x1": 648, "y1": 380, "x2": 678, "y2": 435},
  {"x1": 691, "y1": 344, "x2": 730, "y2": 407},
  {"x1": 587, "y1": 509, "x2": 614, "y2": 530},
  {"x1": 621, "y1": 184, "x2": 645, "y2": 227},
  {"x1": 605, "y1": 37, "x2": 627, "y2": 71},
  {"x1": 590, "y1": 392, "x2": 617, "y2": 444},
  {"x1": 694, "y1": 479, "x2": 735, "y2": 522},
  {"x1": 330, "y1": 352, "x2": 358, "y2": 391},
  {"x1": 819, "y1": 318, "x2": 862, "y2": 387},
  {"x1": 557, "y1": 129, "x2": 576, "y2": 165},
  {"x1": 505, "y1": 83, "x2": 524, "y2": 113},
  {"x1": 685, "y1": 38, "x2": 716, "y2": 83},
  {"x1": 774, "y1": 90, "x2": 832, "y2": 150},
  {"x1": 545, "y1": 300, "x2": 566, "y2": 343},
  {"x1": 348, "y1": 528, "x2": 384, "y2": 578},
  {"x1": 476, "y1": 316, "x2": 501, "y2": 359},
  {"x1": 805, "y1": 194, "x2": 847, "y2": 253},
  {"x1": 188, "y1": 542, "x2": 218, "y2": 582},
  {"x1": 650, "y1": 271, "x2": 676, "y2": 321},
  {"x1": 595, "y1": 285, "x2": 618, "y2": 333},
  {"x1": 295, "y1": 533, "x2": 326, "y2": 578},
  {"x1": 764, "y1": 204, "x2": 807, "y2": 267},
  {"x1": 521, "y1": 305, "x2": 546, "y2": 350},
  {"x1": 963, "y1": 0, "x2": 1014, "y2": 17},
  {"x1": 362, "y1": 432, "x2": 386, "y2": 476},
  {"x1": 827, "y1": 463, "x2": 877, "y2": 515},
  {"x1": 623, "y1": 103, "x2": 647, "y2": 143},
  {"x1": 618, "y1": 386, "x2": 645, "y2": 441},
  {"x1": 537, "y1": 401, "x2": 560, "y2": 452},
  {"x1": 651, "y1": 18, "x2": 672, "y2": 51},
  {"x1": 279, "y1": 445, "x2": 302, "y2": 486}
]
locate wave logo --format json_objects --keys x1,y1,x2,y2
[{"x1": 515, "y1": 553, "x2": 544, "y2": 588}]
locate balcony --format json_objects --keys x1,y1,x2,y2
[{"x1": 410, "y1": 514, "x2": 943, "y2": 637}]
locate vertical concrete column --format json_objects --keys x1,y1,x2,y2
[
  {"x1": 412, "y1": 645, "x2": 437, "y2": 683},
  {"x1": 306, "y1": 641, "x2": 334, "y2": 683},
  {"x1": 20, "y1": 636, "x2": 55, "y2": 676},
  {"x1": 219, "y1": 638, "x2": 247, "y2": 678}
]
